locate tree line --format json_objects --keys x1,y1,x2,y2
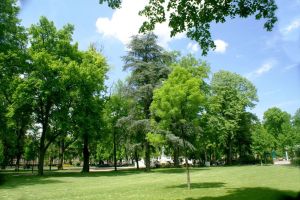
[{"x1": 0, "y1": 1, "x2": 299, "y2": 184}]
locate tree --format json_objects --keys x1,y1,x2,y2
[
  {"x1": 0, "y1": 140, "x2": 4, "y2": 164},
  {"x1": 251, "y1": 125, "x2": 275, "y2": 165},
  {"x1": 151, "y1": 61, "x2": 207, "y2": 189},
  {"x1": 100, "y1": 0, "x2": 277, "y2": 55},
  {"x1": 71, "y1": 47, "x2": 108, "y2": 173},
  {"x1": 24, "y1": 135, "x2": 39, "y2": 173},
  {"x1": 103, "y1": 81, "x2": 131, "y2": 171},
  {"x1": 291, "y1": 108, "x2": 300, "y2": 160},
  {"x1": 122, "y1": 33, "x2": 172, "y2": 171},
  {"x1": 209, "y1": 70, "x2": 257, "y2": 164},
  {"x1": 0, "y1": 0, "x2": 28, "y2": 169},
  {"x1": 235, "y1": 112, "x2": 258, "y2": 163},
  {"x1": 11, "y1": 16, "x2": 79, "y2": 175},
  {"x1": 263, "y1": 107, "x2": 292, "y2": 156},
  {"x1": 263, "y1": 107, "x2": 291, "y2": 138}
]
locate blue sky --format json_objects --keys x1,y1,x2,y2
[{"x1": 18, "y1": 0, "x2": 300, "y2": 119}]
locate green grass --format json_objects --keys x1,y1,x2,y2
[{"x1": 0, "y1": 165, "x2": 299, "y2": 200}]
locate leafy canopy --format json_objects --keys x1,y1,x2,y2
[{"x1": 100, "y1": 0, "x2": 277, "y2": 55}]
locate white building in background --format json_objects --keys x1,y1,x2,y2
[
  {"x1": 134, "y1": 147, "x2": 193, "y2": 168},
  {"x1": 157, "y1": 147, "x2": 173, "y2": 164}
]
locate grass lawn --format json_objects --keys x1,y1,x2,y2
[{"x1": 0, "y1": 165, "x2": 299, "y2": 200}]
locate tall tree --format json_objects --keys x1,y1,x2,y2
[
  {"x1": 263, "y1": 107, "x2": 291, "y2": 138},
  {"x1": 263, "y1": 107, "x2": 293, "y2": 156},
  {"x1": 209, "y1": 70, "x2": 257, "y2": 164},
  {"x1": 10, "y1": 17, "x2": 79, "y2": 175},
  {"x1": 151, "y1": 61, "x2": 207, "y2": 189},
  {"x1": 71, "y1": 46, "x2": 108, "y2": 173},
  {"x1": 251, "y1": 124, "x2": 275, "y2": 165},
  {"x1": 100, "y1": 0, "x2": 277, "y2": 55},
  {"x1": 291, "y1": 108, "x2": 300, "y2": 159},
  {"x1": 122, "y1": 33, "x2": 171, "y2": 171},
  {"x1": 103, "y1": 81, "x2": 131, "y2": 171},
  {"x1": 0, "y1": 0, "x2": 28, "y2": 169}
]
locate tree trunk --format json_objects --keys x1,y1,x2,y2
[
  {"x1": 49, "y1": 157, "x2": 53, "y2": 171},
  {"x1": 15, "y1": 154, "x2": 21, "y2": 172},
  {"x1": 226, "y1": 139, "x2": 233, "y2": 165},
  {"x1": 38, "y1": 148, "x2": 46, "y2": 175},
  {"x1": 135, "y1": 148, "x2": 139, "y2": 169},
  {"x1": 145, "y1": 141, "x2": 150, "y2": 172},
  {"x1": 260, "y1": 155, "x2": 263, "y2": 166},
  {"x1": 15, "y1": 127, "x2": 25, "y2": 172},
  {"x1": 82, "y1": 134, "x2": 90, "y2": 173},
  {"x1": 38, "y1": 130, "x2": 46, "y2": 176},
  {"x1": 32, "y1": 160, "x2": 34, "y2": 173},
  {"x1": 58, "y1": 139, "x2": 65, "y2": 170},
  {"x1": 185, "y1": 155, "x2": 191, "y2": 190},
  {"x1": 113, "y1": 129, "x2": 117, "y2": 171},
  {"x1": 173, "y1": 145, "x2": 180, "y2": 168}
]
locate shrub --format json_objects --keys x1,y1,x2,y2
[
  {"x1": 0, "y1": 174, "x2": 5, "y2": 185},
  {"x1": 291, "y1": 158, "x2": 300, "y2": 166}
]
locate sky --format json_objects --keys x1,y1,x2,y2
[{"x1": 18, "y1": 0, "x2": 300, "y2": 119}]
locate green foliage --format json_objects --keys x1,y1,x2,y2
[
  {"x1": 24, "y1": 137, "x2": 38, "y2": 161},
  {"x1": 146, "y1": 132, "x2": 165, "y2": 146},
  {"x1": 0, "y1": 0, "x2": 28, "y2": 168},
  {"x1": 263, "y1": 107, "x2": 291, "y2": 138},
  {"x1": 0, "y1": 140, "x2": 4, "y2": 164},
  {"x1": 100, "y1": 0, "x2": 277, "y2": 55},
  {"x1": 207, "y1": 70, "x2": 258, "y2": 164},
  {"x1": 121, "y1": 33, "x2": 172, "y2": 171},
  {"x1": 251, "y1": 125, "x2": 275, "y2": 162},
  {"x1": 96, "y1": 142, "x2": 112, "y2": 162},
  {"x1": 151, "y1": 66, "x2": 205, "y2": 131}
]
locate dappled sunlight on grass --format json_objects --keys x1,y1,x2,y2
[
  {"x1": 167, "y1": 182, "x2": 225, "y2": 189},
  {"x1": 185, "y1": 187, "x2": 300, "y2": 200},
  {"x1": 0, "y1": 166, "x2": 299, "y2": 200}
]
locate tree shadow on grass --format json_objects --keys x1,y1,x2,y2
[
  {"x1": 46, "y1": 168, "x2": 145, "y2": 177},
  {"x1": 185, "y1": 187, "x2": 300, "y2": 200},
  {"x1": 167, "y1": 182, "x2": 225, "y2": 189},
  {"x1": 0, "y1": 174, "x2": 65, "y2": 189},
  {"x1": 1, "y1": 167, "x2": 144, "y2": 176},
  {"x1": 0, "y1": 169, "x2": 145, "y2": 189},
  {"x1": 154, "y1": 167, "x2": 210, "y2": 174}
]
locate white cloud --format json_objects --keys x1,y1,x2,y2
[
  {"x1": 186, "y1": 42, "x2": 199, "y2": 53},
  {"x1": 95, "y1": 0, "x2": 184, "y2": 48},
  {"x1": 213, "y1": 39, "x2": 228, "y2": 53},
  {"x1": 246, "y1": 60, "x2": 276, "y2": 79},
  {"x1": 256, "y1": 63, "x2": 273, "y2": 75},
  {"x1": 281, "y1": 18, "x2": 300, "y2": 34},
  {"x1": 283, "y1": 63, "x2": 299, "y2": 72}
]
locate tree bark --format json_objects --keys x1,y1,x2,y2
[
  {"x1": 82, "y1": 134, "x2": 89, "y2": 173},
  {"x1": 173, "y1": 145, "x2": 180, "y2": 167},
  {"x1": 185, "y1": 154, "x2": 191, "y2": 190},
  {"x1": 38, "y1": 148, "x2": 46, "y2": 175},
  {"x1": 58, "y1": 139, "x2": 65, "y2": 170},
  {"x1": 49, "y1": 157, "x2": 52, "y2": 171},
  {"x1": 260, "y1": 155, "x2": 263, "y2": 166},
  {"x1": 15, "y1": 154, "x2": 21, "y2": 172},
  {"x1": 226, "y1": 139, "x2": 233, "y2": 165},
  {"x1": 38, "y1": 128, "x2": 46, "y2": 176},
  {"x1": 145, "y1": 141, "x2": 150, "y2": 172},
  {"x1": 113, "y1": 129, "x2": 117, "y2": 171},
  {"x1": 134, "y1": 148, "x2": 139, "y2": 169},
  {"x1": 32, "y1": 160, "x2": 34, "y2": 173}
]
